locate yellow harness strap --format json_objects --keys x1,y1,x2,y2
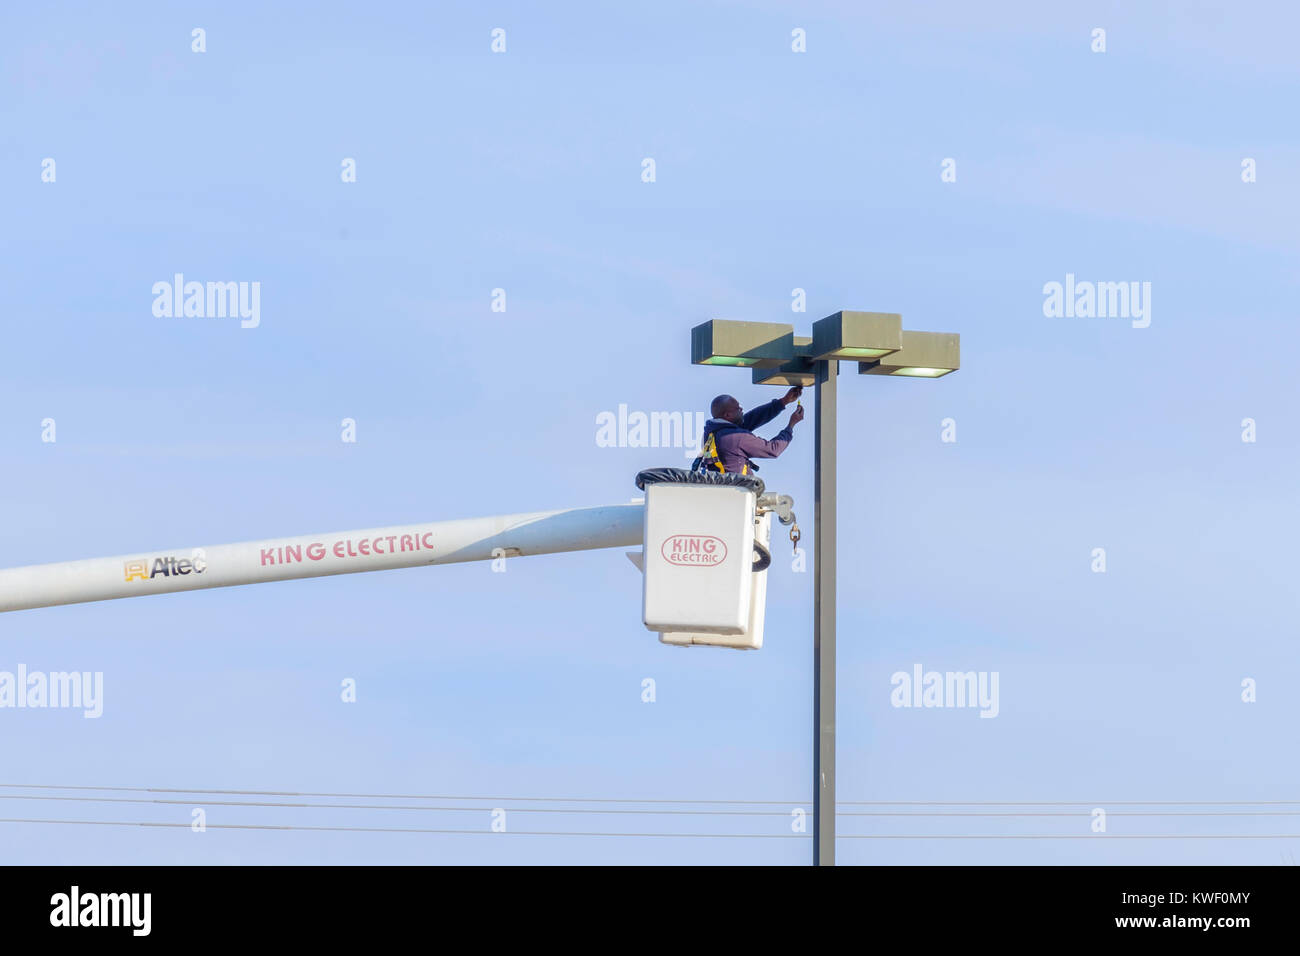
[
  {"x1": 702, "y1": 432, "x2": 725, "y2": 473},
  {"x1": 701, "y1": 431, "x2": 748, "y2": 475}
]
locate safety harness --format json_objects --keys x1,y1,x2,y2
[{"x1": 691, "y1": 425, "x2": 758, "y2": 475}]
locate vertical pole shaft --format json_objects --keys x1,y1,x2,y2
[{"x1": 814, "y1": 358, "x2": 837, "y2": 865}]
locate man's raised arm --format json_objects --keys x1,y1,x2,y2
[
  {"x1": 740, "y1": 386, "x2": 803, "y2": 430},
  {"x1": 735, "y1": 402, "x2": 805, "y2": 460},
  {"x1": 739, "y1": 398, "x2": 786, "y2": 431}
]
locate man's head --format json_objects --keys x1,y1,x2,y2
[{"x1": 710, "y1": 394, "x2": 742, "y2": 425}]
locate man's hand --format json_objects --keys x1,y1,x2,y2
[
  {"x1": 782, "y1": 385, "x2": 804, "y2": 406},
  {"x1": 789, "y1": 406, "x2": 805, "y2": 427}
]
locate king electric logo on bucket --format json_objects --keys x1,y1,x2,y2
[{"x1": 661, "y1": 534, "x2": 728, "y2": 567}]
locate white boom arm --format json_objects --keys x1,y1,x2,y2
[{"x1": 0, "y1": 504, "x2": 643, "y2": 614}]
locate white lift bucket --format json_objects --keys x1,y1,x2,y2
[
  {"x1": 634, "y1": 470, "x2": 778, "y2": 650},
  {"x1": 657, "y1": 510, "x2": 771, "y2": 650}
]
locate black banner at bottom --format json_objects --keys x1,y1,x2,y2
[{"x1": 0, "y1": 865, "x2": 1289, "y2": 941}]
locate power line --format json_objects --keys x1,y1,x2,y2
[
  {"x1": 0, "y1": 818, "x2": 802, "y2": 837},
  {"x1": 1, "y1": 794, "x2": 1298, "y2": 818},
  {"x1": 840, "y1": 800, "x2": 1300, "y2": 806},
  {"x1": 4, "y1": 784, "x2": 1297, "y2": 808},
  {"x1": 841, "y1": 810, "x2": 1300, "y2": 817},
  {"x1": 2, "y1": 818, "x2": 1299, "y2": 839},
  {"x1": 0, "y1": 783, "x2": 799, "y2": 805},
  {"x1": 0, "y1": 794, "x2": 791, "y2": 816},
  {"x1": 840, "y1": 835, "x2": 1300, "y2": 840}
]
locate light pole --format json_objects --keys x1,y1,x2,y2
[
  {"x1": 814, "y1": 354, "x2": 837, "y2": 867},
  {"x1": 692, "y1": 313, "x2": 960, "y2": 866}
]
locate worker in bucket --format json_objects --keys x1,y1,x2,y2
[{"x1": 692, "y1": 386, "x2": 804, "y2": 476}]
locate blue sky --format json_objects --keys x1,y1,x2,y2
[{"x1": 2, "y1": 0, "x2": 1298, "y2": 864}]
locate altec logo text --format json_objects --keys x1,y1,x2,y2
[
  {"x1": 662, "y1": 535, "x2": 727, "y2": 567},
  {"x1": 124, "y1": 555, "x2": 206, "y2": 583}
]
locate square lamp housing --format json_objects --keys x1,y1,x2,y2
[
  {"x1": 753, "y1": 336, "x2": 816, "y2": 386},
  {"x1": 692, "y1": 320, "x2": 794, "y2": 369},
  {"x1": 811, "y1": 311, "x2": 902, "y2": 361},
  {"x1": 858, "y1": 330, "x2": 960, "y2": 378}
]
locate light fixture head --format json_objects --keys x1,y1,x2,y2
[
  {"x1": 691, "y1": 320, "x2": 795, "y2": 369},
  {"x1": 811, "y1": 311, "x2": 902, "y2": 361},
  {"x1": 858, "y1": 331, "x2": 960, "y2": 378}
]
